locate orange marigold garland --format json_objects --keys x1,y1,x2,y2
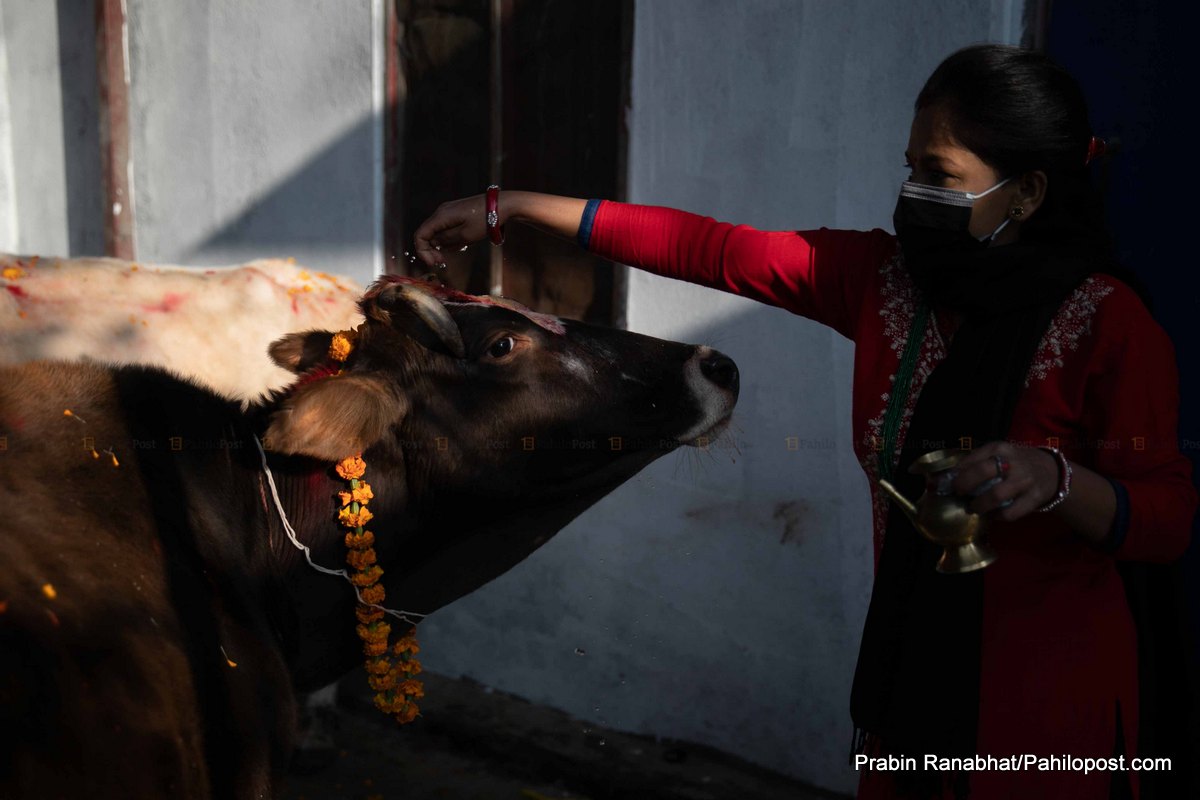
[
  {"x1": 338, "y1": 453, "x2": 423, "y2": 722},
  {"x1": 330, "y1": 331, "x2": 423, "y2": 724}
]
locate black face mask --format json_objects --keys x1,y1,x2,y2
[
  {"x1": 892, "y1": 178, "x2": 1013, "y2": 259},
  {"x1": 892, "y1": 178, "x2": 1016, "y2": 311}
]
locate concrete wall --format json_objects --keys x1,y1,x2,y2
[
  {"x1": 125, "y1": 0, "x2": 381, "y2": 281},
  {"x1": 0, "y1": 0, "x2": 99, "y2": 257},
  {"x1": 0, "y1": 0, "x2": 382, "y2": 285},
  {"x1": 420, "y1": 1, "x2": 1016, "y2": 793}
]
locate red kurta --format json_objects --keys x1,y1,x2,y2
[{"x1": 584, "y1": 200, "x2": 1198, "y2": 799}]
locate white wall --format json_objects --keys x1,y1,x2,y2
[
  {"x1": 0, "y1": 0, "x2": 80, "y2": 257},
  {"x1": 0, "y1": 0, "x2": 382, "y2": 285},
  {"x1": 420, "y1": 1, "x2": 1015, "y2": 793},
  {"x1": 125, "y1": 0, "x2": 381, "y2": 283}
]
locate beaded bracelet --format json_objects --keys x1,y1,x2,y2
[
  {"x1": 485, "y1": 184, "x2": 505, "y2": 245},
  {"x1": 1035, "y1": 445, "x2": 1072, "y2": 512}
]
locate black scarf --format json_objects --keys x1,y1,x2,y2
[{"x1": 848, "y1": 238, "x2": 1101, "y2": 798}]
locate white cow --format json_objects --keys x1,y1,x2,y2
[{"x1": 1, "y1": 252, "x2": 363, "y2": 400}]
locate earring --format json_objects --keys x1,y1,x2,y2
[{"x1": 1010, "y1": 206, "x2": 1025, "y2": 219}]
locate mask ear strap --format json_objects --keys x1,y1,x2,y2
[
  {"x1": 969, "y1": 176, "x2": 1012, "y2": 200},
  {"x1": 978, "y1": 216, "x2": 1012, "y2": 243}
]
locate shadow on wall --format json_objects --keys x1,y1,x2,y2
[{"x1": 185, "y1": 113, "x2": 378, "y2": 261}]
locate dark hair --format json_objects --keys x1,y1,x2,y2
[{"x1": 916, "y1": 44, "x2": 1153, "y2": 309}]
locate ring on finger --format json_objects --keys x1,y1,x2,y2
[{"x1": 994, "y1": 454, "x2": 1010, "y2": 479}]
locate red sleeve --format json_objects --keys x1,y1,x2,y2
[
  {"x1": 585, "y1": 200, "x2": 894, "y2": 342},
  {"x1": 1080, "y1": 281, "x2": 1198, "y2": 562}
]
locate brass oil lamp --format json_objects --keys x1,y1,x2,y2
[{"x1": 877, "y1": 448, "x2": 998, "y2": 574}]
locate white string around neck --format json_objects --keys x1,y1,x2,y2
[{"x1": 253, "y1": 434, "x2": 425, "y2": 627}]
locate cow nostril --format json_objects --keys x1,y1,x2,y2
[{"x1": 700, "y1": 354, "x2": 738, "y2": 392}]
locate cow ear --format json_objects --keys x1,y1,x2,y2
[
  {"x1": 269, "y1": 330, "x2": 336, "y2": 374},
  {"x1": 263, "y1": 373, "x2": 406, "y2": 461}
]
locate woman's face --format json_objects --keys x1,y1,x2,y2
[{"x1": 904, "y1": 105, "x2": 1022, "y2": 244}]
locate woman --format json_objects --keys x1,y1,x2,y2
[{"x1": 413, "y1": 45, "x2": 1196, "y2": 800}]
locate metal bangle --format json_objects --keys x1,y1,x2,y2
[
  {"x1": 485, "y1": 184, "x2": 505, "y2": 246},
  {"x1": 1034, "y1": 445, "x2": 1072, "y2": 513}
]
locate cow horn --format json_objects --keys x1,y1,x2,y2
[{"x1": 386, "y1": 283, "x2": 466, "y2": 359}]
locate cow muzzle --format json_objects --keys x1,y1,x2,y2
[{"x1": 676, "y1": 345, "x2": 739, "y2": 445}]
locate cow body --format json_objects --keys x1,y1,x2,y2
[
  {"x1": 1, "y1": 365, "x2": 293, "y2": 798},
  {"x1": 0, "y1": 277, "x2": 738, "y2": 798}
]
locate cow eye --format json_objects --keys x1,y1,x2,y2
[{"x1": 487, "y1": 336, "x2": 515, "y2": 358}]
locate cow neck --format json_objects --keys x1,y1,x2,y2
[
  {"x1": 253, "y1": 444, "x2": 415, "y2": 578},
  {"x1": 252, "y1": 444, "x2": 358, "y2": 684},
  {"x1": 249, "y1": 431, "x2": 421, "y2": 689},
  {"x1": 242, "y1": 403, "x2": 347, "y2": 576},
  {"x1": 260, "y1": 456, "x2": 340, "y2": 573}
]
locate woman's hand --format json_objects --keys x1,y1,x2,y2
[
  {"x1": 912, "y1": 441, "x2": 1060, "y2": 522},
  {"x1": 413, "y1": 194, "x2": 489, "y2": 269},
  {"x1": 413, "y1": 192, "x2": 590, "y2": 270}
]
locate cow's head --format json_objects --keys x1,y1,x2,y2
[{"x1": 263, "y1": 276, "x2": 738, "y2": 618}]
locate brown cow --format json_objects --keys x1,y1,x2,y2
[{"x1": 0, "y1": 276, "x2": 738, "y2": 798}]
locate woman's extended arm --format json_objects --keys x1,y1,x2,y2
[{"x1": 414, "y1": 191, "x2": 894, "y2": 341}]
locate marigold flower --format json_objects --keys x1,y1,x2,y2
[
  {"x1": 395, "y1": 703, "x2": 420, "y2": 724},
  {"x1": 346, "y1": 547, "x2": 377, "y2": 571},
  {"x1": 360, "y1": 584, "x2": 386, "y2": 605},
  {"x1": 353, "y1": 483, "x2": 374, "y2": 504},
  {"x1": 338, "y1": 506, "x2": 374, "y2": 528},
  {"x1": 363, "y1": 640, "x2": 389, "y2": 657},
  {"x1": 356, "y1": 621, "x2": 391, "y2": 644},
  {"x1": 350, "y1": 565, "x2": 384, "y2": 587},
  {"x1": 398, "y1": 679, "x2": 425, "y2": 699},
  {"x1": 335, "y1": 455, "x2": 366, "y2": 480},
  {"x1": 393, "y1": 636, "x2": 420, "y2": 656},
  {"x1": 340, "y1": 482, "x2": 375, "y2": 507},
  {"x1": 345, "y1": 530, "x2": 376, "y2": 550},
  {"x1": 397, "y1": 658, "x2": 422, "y2": 676},
  {"x1": 373, "y1": 691, "x2": 405, "y2": 714},
  {"x1": 365, "y1": 656, "x2": 392, "y2": 675},
  {"x1": 328, "y1": 331, "x2": 357, "y2": 362},
  {"x1": 368, "y1": 672, "x2": 398, "y2": 691},
  {"x1": 356, "y1": 605, "x2": 385, "y2": 625}
]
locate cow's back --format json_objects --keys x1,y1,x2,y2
[{"x1": 1, "y1": 253, "x2": 363, "y2": 400}]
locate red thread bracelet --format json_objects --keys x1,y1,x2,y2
[{"x1": 485, "y1": 184, "x2": 504, "y2": 246}]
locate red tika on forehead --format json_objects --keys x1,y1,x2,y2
[{"x1": 367, "y1": 275, "x2": 566, "y2": 336}]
